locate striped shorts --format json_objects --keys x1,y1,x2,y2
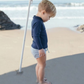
[{"x1": 31, "y1": 47, "x2": 48, "y2": 59}]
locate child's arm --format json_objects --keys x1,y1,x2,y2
[{"x1": 39, "y1": 49, "x2": 46, "y2": 57}]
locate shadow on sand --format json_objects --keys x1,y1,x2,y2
[{"x1": 0, "y1": 53, "x2": 84, "y2": 84}]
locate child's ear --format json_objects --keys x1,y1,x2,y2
[
  {"x1": 42, "y1": 10, "x2": 46, "y2": 15},
  {"x1": 43, "y1": 12, "x2": 45, "y2": 15}
]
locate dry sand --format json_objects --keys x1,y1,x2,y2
[{"x1": 0, "y1": 28, "x2": 84, "y2": 84}]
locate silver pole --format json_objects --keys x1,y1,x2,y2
[{"x1": 18, "y1": 0, "x2": 33, "y2": 73}]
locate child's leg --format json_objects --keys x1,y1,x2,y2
[
  {"x1": 36, "y1": 63, "x2": 39, "y2": 82},
  {"x1": 36, "y1": 54, "x2": 46, "y2": 84},
  {"x1": 36, "y1": 63, "x2": 47, "y2": 83}
]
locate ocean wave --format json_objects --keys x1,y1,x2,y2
[
  {"x1": 56, "y1": 3, "x2": 84, "y2": 6},
  {"x1": 11, "y1": 17, "x2": 32, "y2": 20},
  {"x1": 70, "y1": 3, "x2": 84, "y2": 6},
  {"x1": 0, "y1": 2, "x2": 84, "y2": 7},
  {"x1": 57, "y1": 7, "x2": 84, "y2": 9},
  {"x1": 11, "y1": 17, "x2": 84, "y2": 20},
  {"x1": 0, "y1": 1, "x2": 84, "y2": 6},
  {"x1": 55, "y1": 17, "x2": 84, "y2": 19},
  {"x1": 0, "y1": 6, "x2": 37, "y2": 11},
  {"x1": 0, "y1": 6, "x2": 84, "y2": 11}
]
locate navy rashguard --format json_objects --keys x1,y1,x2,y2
[{"x1": 31, "y1": 15, "x2": 48, "y2": 50}]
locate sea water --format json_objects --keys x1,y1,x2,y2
[{"x1": 0, "y1": 0, "x2": 84, "y2": 31}]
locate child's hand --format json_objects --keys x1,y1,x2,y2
[{"x1": 39, "y1": 49, "x2": 46, "y2": 57}]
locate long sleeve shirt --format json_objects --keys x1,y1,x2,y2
[{"x1": 31, "y1": 15, "x2": 48, "y2": 50}]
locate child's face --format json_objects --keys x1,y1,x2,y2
[{"x1": 41, "y1": 10, "x2": 51, "y2": 22}]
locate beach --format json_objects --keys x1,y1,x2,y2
[{"x1": 0, "y1": 28, "x2": 84, "y2": 84}]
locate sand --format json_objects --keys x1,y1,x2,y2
[{"x1": 0, "y1": 28, "x2": 84, "y2": 84}]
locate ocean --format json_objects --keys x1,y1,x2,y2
[{"x1": 0, "y1": 0, "x2": 84, "y2": 31}]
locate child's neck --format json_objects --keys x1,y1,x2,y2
[{"x1": 36, "y1": 12, "x2": 42, "y2": 19}]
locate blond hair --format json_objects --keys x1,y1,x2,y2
[{"x1": 38, "y1": 0, "x2": 56, "y2": 17}]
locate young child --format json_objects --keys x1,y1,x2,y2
[{"x1": 31, "y1": 0, "x2": 56, "y2": 84}]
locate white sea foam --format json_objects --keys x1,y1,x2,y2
[
  {"x1": 70, "y1": 3, "x2": 84, "y2": 6},
  {"x1": 11, "y1": 17, "x2": 84, "y2": 20},
  {"x1": 11, "y1": 17, "x2": 32, "y2": 20},
  {"x1": 57, "y1": 7, "x2": 84, "y2": 10},
  {"x1": 1, "y1": 6, "x2": 84, "y2": 11},
  {"x1": 0, "y1": 6, "x2": 37, "y2": 11},
  {"x1": 55, "y1": 17, "x2": 84, "y2": 19}
]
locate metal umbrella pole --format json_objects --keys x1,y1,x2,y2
[{"x1": 18, "y1": 0, "x2": 33, "y2": 74}]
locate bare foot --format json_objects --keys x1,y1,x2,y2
[
  {"x1": 36, "y1": 78, "x2": 47, "y2": 83},
  {"x1": 39, "y1": 81, "x2": 52, "y2": 84}
]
